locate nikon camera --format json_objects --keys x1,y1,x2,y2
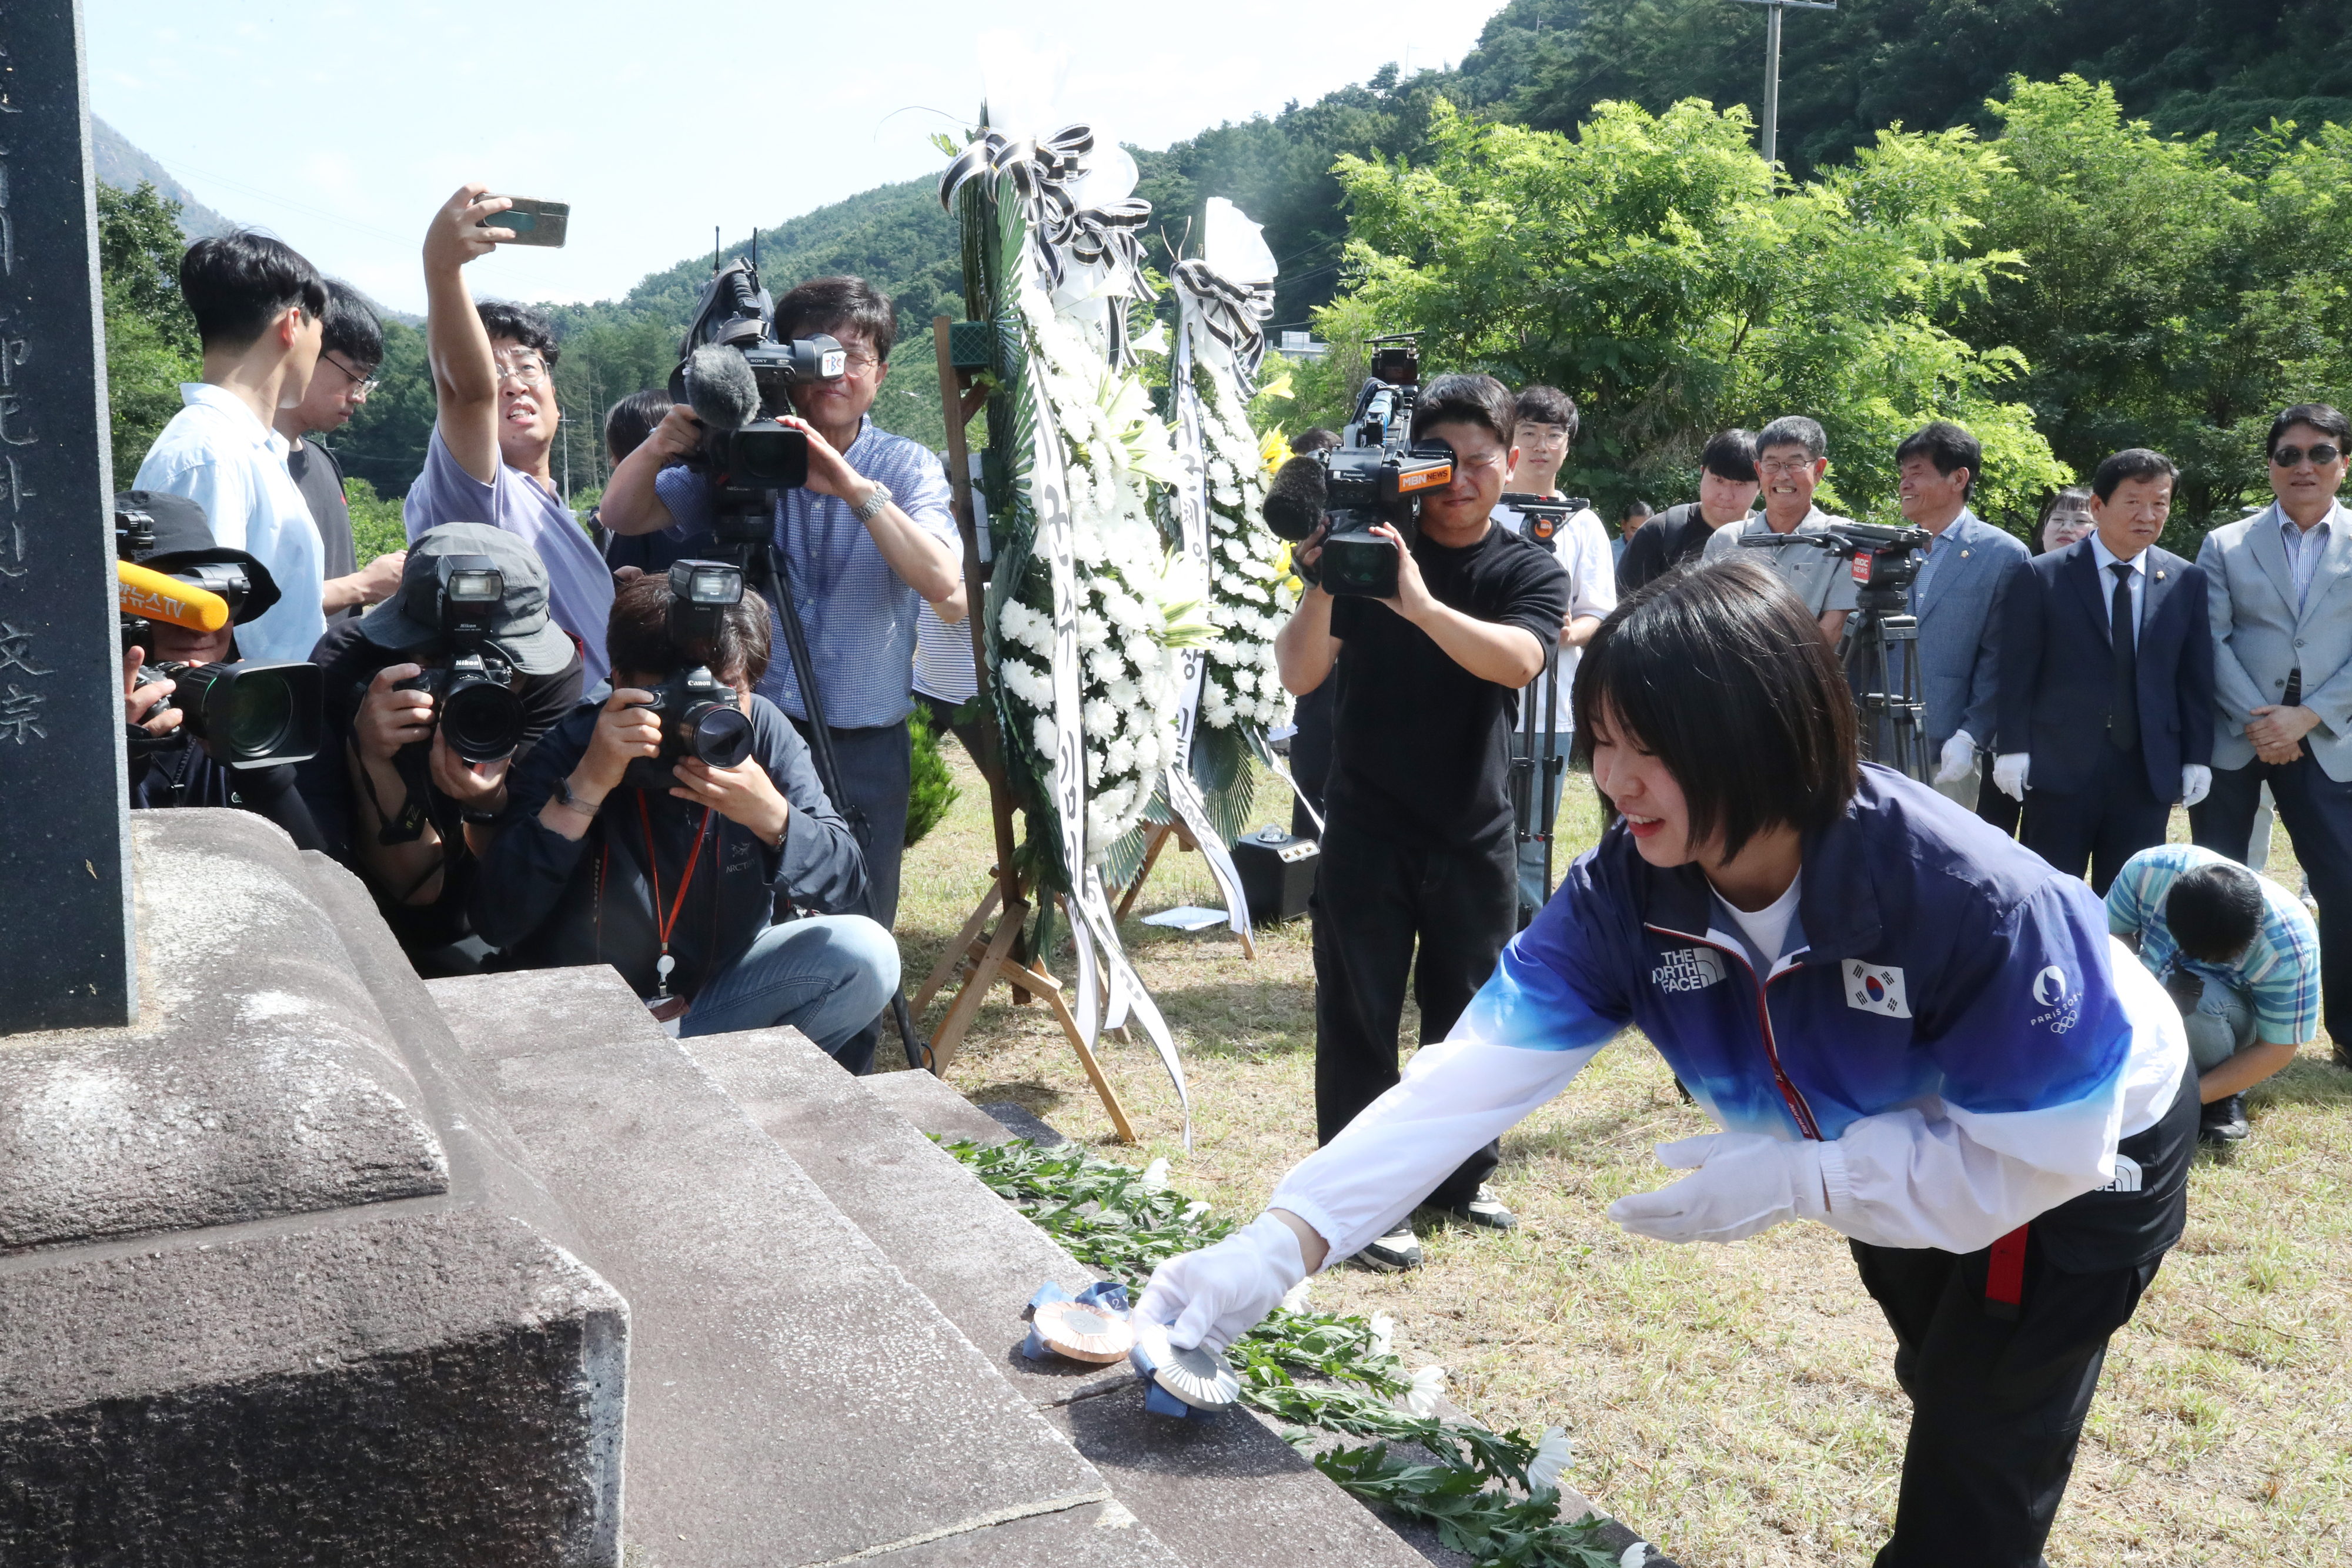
[{"x1": 622, "y1": 560, "x2": 758, "y2": 791}]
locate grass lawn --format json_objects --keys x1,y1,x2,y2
[{"x1": 885, "y1": 742, "x2": 2352, "y2": 1567}]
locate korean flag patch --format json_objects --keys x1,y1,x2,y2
[{"x1": 1845, "y1": 960, "x2": 1911, "y2": 1019}]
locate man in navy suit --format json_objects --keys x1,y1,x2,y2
[{"x1": 1994, "y1": 449, "x2": 2214, "y2": 892}]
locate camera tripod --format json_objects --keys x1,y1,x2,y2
[
  {"x1": 1840, "y1": 584, "x2": 1929, "y2": 784},
  {"x1": 1511, "y1": 644, "x2": 1566, "y2": 920},
  {"x1": 713, "y1": 512, "x2": 933, "y2": 1070}
]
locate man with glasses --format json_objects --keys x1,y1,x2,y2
[
  {"x1": 599, "y1": 274, "x2": 963, "y2": 1074},
  {"x1": 2191, "y1": 403, "x2": 2352, "y2": 1065},
  {"x1": 276, "y1": 280, "x2": 404, "y2": 624},
  {"x1": 1699, "y1": 416, "x2": 1859, "y2": 643},
  {"x1": 406, "y1": 186, "x2": 615, "y2": 685}
]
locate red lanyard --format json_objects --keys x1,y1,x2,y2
[{"x1": 637, "y1": 793, "x2": 715, "y2": 997}]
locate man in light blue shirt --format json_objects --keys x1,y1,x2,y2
[
  {"x1": 133, "y1": 233, "x2": 328, "y2": 666},
  {"x1": 600, "y1": 275, "x2": 964, "y2": 1072}
]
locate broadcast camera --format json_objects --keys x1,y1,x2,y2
[
  {"x1": 621, "y1": 559, "x2": 758, "y2": 792},
  {"x1": 667, "y1": 256, "x2": 847, "y2": 527},
  {"x1": 389, "y1": 555, "x2": 530, "y2": 764},
  {"x1": 1259, "y1": 335, "x2": 1455, "y2": 599},
  {"x1": 1738, "y1": 519, "x2": 1933, "y2": 611},
  {"x1": 116, "y1": 502, "x2": 323, "y2": 769}
]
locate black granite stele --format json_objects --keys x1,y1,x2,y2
[{"x1": 0, "y1": 1, "x2": 136, "y2": 1032}]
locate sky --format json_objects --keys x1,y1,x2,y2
[{"x1": 88, "y1": 0, "x2": 1496, "y2": 315}]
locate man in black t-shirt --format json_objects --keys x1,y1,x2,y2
[
  {"x1": 277, "y1": 281, "x2": 405, "y2": 622},
  {"x1": 1274, "y1": 374, "x2": 1569, "y2": 1271},
  {"x1": 1614, "y1": 427, "x2": 1760, "y2": 594}
]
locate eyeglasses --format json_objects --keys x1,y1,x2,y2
[
  {"x1": 2273, "y1": 443, "x2": 2343, "y2": 468},
  {"x1": 319, "y1": 353, "x2": 379, "y2": 397},
  {"x1": 493, "y1": 354, "x2": 549, "y2": 388},
  {"x1": 1758, "y1": 457, "x2": 1818, "y2": 477}
]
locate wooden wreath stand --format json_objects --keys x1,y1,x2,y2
[
  {"x1": 1112, "y1": 818, "x2": 1257, "y2": 961},
  {"x1": 909, "y1": 316, "x2": 1137, "y2": 1144}
]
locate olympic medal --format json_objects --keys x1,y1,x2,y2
[
  {"x1": 1132, "y1": 1319, "x2": 1240, "y2": 1410},
  {"x1": 1033, "y1": 1300, "x2": 1135, "y2": 1363}
]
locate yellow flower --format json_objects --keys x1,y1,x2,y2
[{"x1": 1258, "y1": 425, "x2": 1291, "y2": 478}]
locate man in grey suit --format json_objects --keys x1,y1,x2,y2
[
  {"x1": 2190, "y1": 402, "x2": 2352, "y2": 1062},
  {"x1": 1881, "y1": 422, "x2": 2030, "y2": 805}
]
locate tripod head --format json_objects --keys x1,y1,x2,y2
[{"x1": 1738, "y1": 520, "x2": 1933, "y2": 613}]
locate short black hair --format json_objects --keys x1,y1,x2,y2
[
  {"x1": 1757, "y1": 416, "x2": 1826, "y2": 462},
  {"x1": 1291, "y1": 427, "x2": 1342, "y2": 456},
  {"x1": 1894, "y1": 421, "x2": 1980, "y2": 498},
  {"x1": 2165, "y1": 861, "x2": 2264, "y2": 965},
  {"x1": 1411, "y1": 372, "x2": 1516, "y2": 448},
  {"x1": 179, "y1": 232, "x2": 327, "y2": 350},
  {"x1": 477, "y1": 300, "x2": 560, "y2": 367},
  {"x1": 1623, "y1": 498, "x2": 1653, "y2": 520},
  {"x1": 2092, "y1": 448, "x2": 2178, "y2": 503},
  {"x1": 605, "y1": 389, "x2": 676, "y2": 463},
  {"x1": 606, "y1": 573, "x2": 771, "y2": 690},
  {"x1": 320, "y1": 280, "x2": 383, "y2": 370},
  {"x1": 777, "y1": 275, "x2": 897, "y2": 363},
  {"x1": 2267, "y1": 402, "x2": 2350, "y2": 457},
  {"x1": 1701, "y1": 429, "x2": 1759, "y2": 483},
  {"x1": 1514, "y1": 386, "x2": 1579, "y2": 442},
  {"x1": 1573, "y1": 557, "x2": 1859, "y2": 860}
]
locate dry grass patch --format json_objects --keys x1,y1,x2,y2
[{"x1": 888, "y1": 744, "x2": 2352, "y2": 1566}]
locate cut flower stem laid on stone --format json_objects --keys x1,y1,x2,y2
[{"x1": 947, "y1": 1138, "x2": 1626, "y2": 1568}]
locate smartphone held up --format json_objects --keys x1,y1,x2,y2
[{"x1": 479, "y1": 196, "x2": 570, "y2": 248}]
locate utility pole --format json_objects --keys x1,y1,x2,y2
[{"x1": 1729, "y1": 0, "x2": 1838, "y2": 168}]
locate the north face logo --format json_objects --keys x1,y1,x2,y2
[{"x1": 1652, "y1": 947, "x2": 1726, "y2": 993}]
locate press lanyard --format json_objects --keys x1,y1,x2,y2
[{"x1": 637, "y1": 793, "x2": 715, "y2": 998}]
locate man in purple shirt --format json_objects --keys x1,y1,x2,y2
[{"x1": 405, "y1": 185, "x2": 614, "y2": 686}]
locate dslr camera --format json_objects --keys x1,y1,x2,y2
[
  {"x1": 117, "y1": 503, "x2": 323, "y2": 769},
  {"x1": 1259, "y1": 335, "x2": 1455, "y2": 599},
  {"x1": 392, "y1": 555, "x2": 529, "y2": 764},
  {"x1": 622, "y1": 560, "x2": 758, "y2": 791},
  {"x1": 668, "y1": 256, "x2": 848, "y2": 526}
]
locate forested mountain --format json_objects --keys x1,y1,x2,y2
[{"x1": 98, "y1": 0, "x2": 2352, "y2": 533}]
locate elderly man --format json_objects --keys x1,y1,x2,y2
[{"x1": 1698, "y1": 416, "x2": 1856, "y2": 642}]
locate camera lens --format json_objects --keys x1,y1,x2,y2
[
  {"x1": 686, "y1": 703, "x2": 754, "y2": 769},
  {"x1": 734, "y1": 426, "x2": 808, "y2": 488},
  {"x1": 439, "y1": 680, "x2": 526, "y2": 763},
  {"x1": 223, "y1": 673, "x2": 294, "y2": 757}
]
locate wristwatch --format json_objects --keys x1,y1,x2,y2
[{"x1": 853, "y1": 480, "x2": 894, "y2": 524}]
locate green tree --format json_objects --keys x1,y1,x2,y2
[
  {"x1": 1310, "y1": 98, "x2": 2068, "y2": 528},
  {"x1": 96, "y1": 181, "x2": 199, "y2": 476}
]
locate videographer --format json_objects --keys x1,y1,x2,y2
[
  {"x1": 1699, "y1": 416, "x2": 1857, "y2": 642},
  {"x1": 1275, "y1": 372, "x2": 1569, "y2": 1270},
  {"x1": 599, "y1": 275, "x2": 963, "y2": 1069},
  {"x1": 472, "y1": 573, "x2": 894, "y2": 1057},
  {"x1": 119, "y1": 490, "x2": 325, "y2": 850},
  {"x1": 297, "y1": 524, "x2": 584, "y2": 970}
]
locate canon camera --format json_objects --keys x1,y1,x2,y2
[{"x1": 622, "y1": 560, "x2": 758, "y2": 791}]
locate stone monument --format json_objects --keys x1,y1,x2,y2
[{"x1": 0, "y1": 0, "x2": 137, "y2": 1031}]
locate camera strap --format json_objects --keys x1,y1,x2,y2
[{"x1": 638, "y1": 793, "x2": 716, "y2": 999}]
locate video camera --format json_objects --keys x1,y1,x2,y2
[
  {"x1": 1738, "y1": 519, "x2": 1933, "y2": 610},
  {"x1": 387, "y1": 556, "x2": 529, "y2": 765},
  {"x1": 1259, "y1": 335, "x2": 1455, "y2": 599},
  {"x1": 621, "y1": 560, "x2": 758, "y2": 792},
  {"x1": 669, "y1": 256, "x2": 848, "y2": 529},
  {"x1": 116, "y1": 503, "x2": 323, "y2": 769}
]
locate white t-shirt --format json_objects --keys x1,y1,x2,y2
[
  {"x1": 1494, "y1": 496, "x2": 1615, "y2": 735},
  {"x1": 134, "y1": 384, "x2": 325, "y2": 664},
  {"x1": 1718, "y1": 872, "x2": 1803, "y2": 969}
]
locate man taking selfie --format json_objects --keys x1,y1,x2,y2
[{"x1": 1275, "y1": 372, "x2": 1569, "y2": 1270}]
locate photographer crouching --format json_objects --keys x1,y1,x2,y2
[
  {"x1": 472, "y1": 566, "x2": 896, "y2": 1055},
  {"x1": 1275, "y1": 373, "x2": 1569, "y2": 1270},
  {"x1": 297, "y1": 524, "x2": 584, "y2": 971}
]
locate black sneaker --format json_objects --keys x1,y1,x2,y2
[
  {"x1": 2333, "y1": 1042, "x2": 2352, "y2": 1072},
  {"x1": 1436, "y1": 1183, "x2": 1519, "y2": 1231},
  {"x1": 1356, "y1": 1221, "x2": 1424, "y2": 1271},
  {"x1": 2198, "y1": 1094, "x2": 2249, "y2": 1146}
]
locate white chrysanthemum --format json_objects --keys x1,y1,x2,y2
[
  {"x1": 1140, "y1": 1157, "x2": 1170, "y2": 1192},
  {"x1": 1083, "y1": 700, "x2": 1118, "y2": 738},
  {"x1": 1033, "y1": 714, "x2": 1058, "y2": 757},
  {"x1": 1527, "y1": 1427, "x2": 1572, "y2": 1495},
  {"x1": 1368, "y1": 1312, "x2": 1394, "y2": 1358},
  {"x1": 1621, "y1": 1546, "x2": 1651, "y2": 1568},
  {"x1": 1278, "y1": 1278, "x2": 1312, "y2": 1314},
  {"x1": 1405, "y1": 1364, "x2": 1447, "y2": 1418},
  {"x1": 1105, "y1": 735, "x2": 1136, "y2": 775}
]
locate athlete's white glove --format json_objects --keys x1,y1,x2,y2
[
  {"x1": 1993, "y1": 752, "x2": 2031, "y2": 801},
  {"x1": 2181, "y1": 764, "x2": 2212, "y2": 808},
  {"x1": 1608, "y1": 1132, "x2": 1828, "y2": 1244},
  {"x1": 1935, "y1": 731, "x2": 1977, "y2": 785},
  {"x1": 1137, "y1": 1212, "x2": 1308, "y2": 1353}
]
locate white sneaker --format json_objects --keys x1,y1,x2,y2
[{"x1": 1356, "y1": 1221, "x2": 1423, "y2": 1271}]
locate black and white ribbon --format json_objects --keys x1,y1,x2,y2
[{"x1": 1172, "y1": 257, "x2": 1277, "y2": 389}]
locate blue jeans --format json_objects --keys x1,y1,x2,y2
[
  {"x1": 680, "y1": 914, "x2": 901, "y2": 1061},
  {"x1": 2163, "y1": 968, "x2": 2257, "y2": 1072}
]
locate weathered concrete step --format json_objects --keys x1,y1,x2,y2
[
  {"x1": 679, "y1": 1030, "x2": 1435, "y2": 1568},
  {"x1": 429, "y1": 968, "x2": 1184, "y2": 1568}
]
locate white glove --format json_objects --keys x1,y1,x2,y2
[
  {"x1": 1137, "y1": 1212, "x2": 1308, "y2": 1353},
  {"x1": 2181, "y1": 764, "x2": 2211, "y2": 808},
  {"x1": 1993, "y1": 753, "x2": 2030, "y2": 801},
  {"x1": 1934, "y1": 731, "x2": 1977, "y2": 785},
  {"x1": 1606, "y1": 1132, "x2": 1828, "y2": 1244}
]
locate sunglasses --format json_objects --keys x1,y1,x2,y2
[{"x1": 2272, "y1": 443, "x2": 2343, "y2": 468}]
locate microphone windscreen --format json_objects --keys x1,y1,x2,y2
[
  {"x1": 684, "y1": 344, "x2": 761, "y2": 433},
  {"x1": 1261, "y1": 454, "x2": 1328, "y2": 541}
]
